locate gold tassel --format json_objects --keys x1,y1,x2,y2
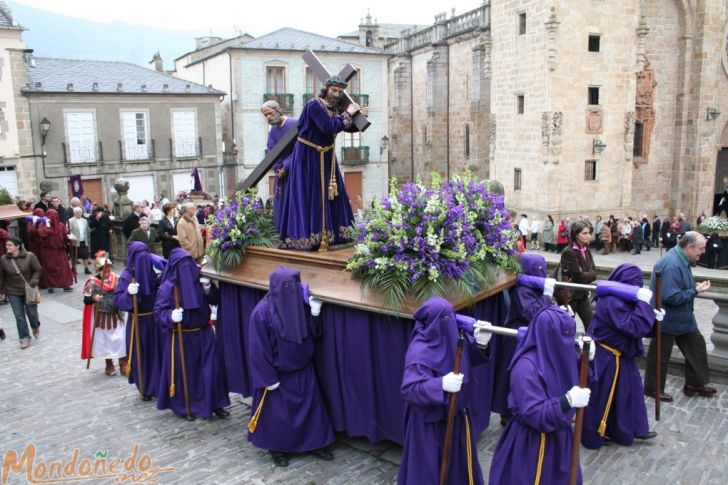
[
  {"x1": 247, "y1": 389, "x2": 269, "y2": 433},
  {"x1": 598, "y1": 420, "x2": 607, "y2": 437},
  {"x1": 328, "y1": 157, "x2": 338, "y2": 200}
]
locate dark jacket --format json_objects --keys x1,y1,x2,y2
[
  {"x1": 652, "y1": 218, "x2": 661, "y2": 238},
  {"x1": 128, "y1": 227, "x2": 158, "y2": 252},
  {"x1": 0, "y1": 249, "x2": 42, "y2": 296},
  {"x1": 651, "y1": 248, "x2": 698, "y2": 335},
  {"x1": 560, "y1": 245, "x2": 597, "y2": 301},
  {"x1": 89, "y1": 212, "x2": 112, "y2": 254},
  {"x1": 642, "y1": 218, "x2": 651, "y2": 240},
  {"x1": 122, "y1": 212, "x2": 141, "y2": 239},
  {"x1": 632, "y1": 223, "x2": 643, "y2": 245},
  {"x1": 157, "y1": 216, "x2": 180, "y2": 259}
]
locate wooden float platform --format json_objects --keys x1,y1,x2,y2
[{"x1": 201, "y1": 246, "x2": 516, "y2": 319}]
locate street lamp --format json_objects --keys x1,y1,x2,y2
[
  {"x1": 593, "y1": 138, "x2": 607, "y2": 155},
  {"x1": 40, "y1": 117, "x2": 51, "y2": 145},
  {"x1": 380, "y1": 134, "x2": 389, "y2": 155},
  {"x1": 706, "y1": 107, "x2": 721, "y2": 121}
]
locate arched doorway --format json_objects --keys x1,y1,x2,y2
[{"x1": 712, "y1": 121, "x2": 728, "y2": 215}]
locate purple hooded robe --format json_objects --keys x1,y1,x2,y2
[
  {"x1": 153, "y1": 248, "x2": 230, "y2": 417},
  {"x1": 582, "y1": 263, "x2": 654, "y2": 449},
  {"x1": 113, "y1": 242, "x2": 163, "y2": 398},
  {"x1": 489, "y1": 305, "x2": 582, "y2": 485},
  {"x1": 247, "y1": 267, "x2": 334, "y2": 452},
  {"x1": 278, "y1": 97, "x2": 355, "y2": 250},
  {"x1": 398, "y1": 297, "x2": 490, "y2": 485},
  {"x1": 268, "y1": 117, "x2": 297, "y2": 234},
  {"x1": 492, "y1": 253, "x2": 553, "y2": 415}
]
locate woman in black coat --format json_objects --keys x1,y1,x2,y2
[
  {"x1": 156, "y1": 203, "x2": 180, "y2": 259},
  {"x1": 89, "y1": 206, "x2": 112, "y2": 257}
]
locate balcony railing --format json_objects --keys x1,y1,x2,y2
[
  {"x1": 303, "y1": 93, "x2": 316, "y2": 105},
  {"x1": 350, "y1": 94, "x2": 369, "y2": 107},
  {"x1": 171, "y1": 137, "x2": 202, "y2": 159},
  {"x1": 63, "y1": 142, "x2": 103, "y2": 164},
  {"x1": 263, "y1": 93, "x2": 294, "y2": 112},
  {"x1": 340, "y1": 146, "x2": 370, "y2": 164},
  {"x1": 121, "y1": 142, "x2": 150, "y2": 161}
]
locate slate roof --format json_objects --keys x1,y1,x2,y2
[
  {"x1": 0, "y1": 1, "x2": 22, "y2": 29},
  {"x1": 237, "y1": 27, "x2": 382, "y2": 54},
  {"x1": 340, "y1": 23, "x2": 428, "y2": 39},
  {"x1": 23, "y1": 57, "x2": 225, "y2": 95}
]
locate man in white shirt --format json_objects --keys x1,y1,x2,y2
[
  {"x1": 518, "y1": 214, "x2": 530, "y2": 250},
  {"x1": 529, "y1": 216, "x2": 542, "y2": 250}
]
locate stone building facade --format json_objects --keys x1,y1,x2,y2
[
  {"x1": 0, "y1": 2, "x2": 34, "y2": 198},
  {"x1": 21, "y1": 57, "x2": 225, "y2": 208},
  {"x1": 387, "y1": 0, "x2": 728, "y2": 220},
  {"x1": 174, "y1": 28, "x2": 391, "y2": 211}
]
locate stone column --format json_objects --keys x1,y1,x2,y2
[{"x1": 709, "y1": 294, "x2": 728, "y2": 374}]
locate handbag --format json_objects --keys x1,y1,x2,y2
[{"x1": 11, "y1": 258, "x2": 41, "y2": 305}]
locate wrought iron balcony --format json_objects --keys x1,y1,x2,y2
[
  {"x1": 263, "y1": 93, "x2": 294, "y2": 112},
  {"x1": 62, "y1": 141, "x2": 102, "y2": 164},
  {"x1": 350, "y1": 93, "x2": 369, "y2": 107},
  {"x1": 340, "y1": 146, "x2": 370, "y2": 164}
]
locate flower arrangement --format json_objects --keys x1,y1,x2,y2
[
  {"x1": 206, "y1": 189, "x2": 279, "y2": 269},
  {"x1": 177, "y1": 190, "x2": 212, "y2": 202},
  {"x1": 699, "y1": 216, "x2": 728, "y2": 233},
  {"x1": 346, "y1": 173, "x2": 521, "y2": 308}
]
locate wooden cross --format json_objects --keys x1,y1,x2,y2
[{"x1": 239, "y1": 50, "x2": 370, "y2": 191}]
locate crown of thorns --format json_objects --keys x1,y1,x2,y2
[{"x1": 325, "y1": 76, "x2": 347, "y2": 88}]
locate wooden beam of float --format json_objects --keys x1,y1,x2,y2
[{"x1": 201, "y1": 246, "x2": 516, "y2": 319}]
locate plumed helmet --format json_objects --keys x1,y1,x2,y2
[{"x1": 94, "y1": 250, "x2": 112, "y2": 269}]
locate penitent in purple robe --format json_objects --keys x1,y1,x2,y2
[
  {"x1": 154, "y1": 248, "x2": 229, "y2": 418},
  {"x1": 278, "y1": 97, "x2": 355, "y2": 250},
  {"x1": 113, "y1": 242, "x2": 163, "y2": 398},
  {"x1": 582, "y1": 263, "x2": 654, "y2": 449},
  {"x1": 491, "y1": 254, "x2": 553, "y2": 416},
  {"x1": 268, "y1": 117, "x2": 297, "y2": 234},
  {"x1": 490, "y1": 305, "x2": 582, "y2": 485},
  {"x1": 247, "y1": 267, "x2": 334, "y2": 452},
  {"x1": 398, "y1": 297, "x2": 489, "y2": 485}
]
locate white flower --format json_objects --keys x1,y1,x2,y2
[{"x1": 428, "y1": 266, "x2": 440, "y2": 281}]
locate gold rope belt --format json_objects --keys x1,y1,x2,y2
[
  {"x1": 597, "y1": 342, "x2": 622, "y2": 437},
  {"x1": 463, "y1": 410, "x2": 474, "y2": 485},
  {"x1": 137, "y1": 312, "x2": 153, "y2": 317},
  {"x1": 169, "y1": 326, "x2": 202, "y2": 397},
  {"x1": 297, "y1": 137, "x2": 337, "y2": 199},
  {"x1": 534, "y1": 432, "x2": 546, "y2": 485}
]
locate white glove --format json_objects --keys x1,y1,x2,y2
[
  {"x1": 32, "y1": 215, "x2": 39, "y2": 223},
  {"x1": 171, "y1": 307, "x2": 184, "y2": 323},
  {"x1": 566, "y1": 386, "x2": 591, "y2": 408},
  {"x1": 309, "y1": 296, "x2": 323, "y2": 316},
  {"x1": 654, "y1": 308, "x2": 665, "y2": 322},
  {"x1": 210, "y1": 305, "x2": 218, "y2": 321},
  {"x1": 266, "y1": 382, "x2": 280, "y2": 391},
  {"x1": 543, "y1": 277, "x2": 556, "y2": 297},
  {"x1": 45, "y1": 219, "x2": 51, "y2": 227},
  {"x1": 474, "y1": 323, "x2": 492, "y2": 347},
  {"x1": 636, "y1": 288, "x2": 653, "y2": 304},
  {"x1": 577, "y1": 337, "x2": 596, "y2": 361},
  {"x1": 442, "y1": 372, "x2": 464, "y2": 393},
  {"x1": 200, "y1": 277, "x2": 211, "y2": 294},
  {"x1": 127, "y1": 282, "x2": 139, "y2": 295}
]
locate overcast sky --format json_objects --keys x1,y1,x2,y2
[{"x1": 11, "y1": 0, "x2": 484, "y2": 37}]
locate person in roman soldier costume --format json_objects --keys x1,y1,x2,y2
[{"x1": 81, "y1": 250, "x2": 127, "y2": 376}]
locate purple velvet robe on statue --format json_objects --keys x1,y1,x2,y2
[
  {"x1": 247, "y1": 267, "x2": 334, "y2": 452},
  {"x1": 113, "y1": 242, "x2": 163, "y2": 398},
  {"x1": 268, "y1": 117, "x2": 297, "y2": 234},
  {"x1": 278, "y1": 97, "x2": 355, "y2": 250},
  {"x1": 582, "y1": 263, "x2": 654, "y2": 449},
  {"x1": 398, "y1": 297, "x2": 489, "y2": 485},
  {"x1": 492, "y1": 254, "x2": 552, "y2": 415},
  {"x1": 490, "y1": 305, "x2": 582, "y2": 485},
  {"x1": 154, "y1": 248, "x2": 230, "y2": 417}
]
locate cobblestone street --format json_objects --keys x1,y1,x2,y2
[{"x1": 1, "y1": 256, "x2": 727, "y2": 484}]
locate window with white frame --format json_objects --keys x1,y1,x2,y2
[
  {"x1": 341, "y1": 131, "x2": 362, "y2": 148},
  {"x1": 172, "y1": 110, "x2": 197, "y2": 158},
  {"x1": 65, "y1": 111, "x2": 97, "y2": 163},
  {"x1": 121, "y1": 111, "x2": 149, "y2": 160}
]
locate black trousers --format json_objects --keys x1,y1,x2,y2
[
  {"x1": 644, "y1": 331, "x2": 710, "y2": 393},
  {"x1": 571, "y1": 296, "x2": 593, "y2": 330}
]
